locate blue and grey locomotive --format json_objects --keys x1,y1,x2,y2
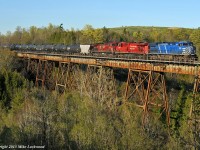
[{"x1": 149, "y1": 41, "x2": 195, "y2": 55}]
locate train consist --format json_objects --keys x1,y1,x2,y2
[{"x1": 9, "y1": 41, "x2": 197, "y2": 62}]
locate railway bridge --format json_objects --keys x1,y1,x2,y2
[{"x1": 15, "y1": 51, "x2": 200, "y2": 125}]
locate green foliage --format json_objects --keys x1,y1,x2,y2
[
  {"x1": 170, "y1": 85, "x2": 186, "y2": 133},
  {"x1": 79, "y1": 25, "x2": 104, "y2": 44},
  {"x1": 133, "y1": 31, "x2": 144, "y2": 42},
  {"x1": 190, "y1": 29, "x2": 200, "y2": 57},
  {"x1": 167, "y1": 83, "x2": 199, "y2": 149},
  {"x1": 0, "y1": 69, "x2": 27, "y2": 108},
  {"x1": 0, "y1": 80, "x2": 198, "y2": 149}
]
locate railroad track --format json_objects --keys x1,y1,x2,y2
[{"x1": 15, "y1": 51, "x2": 200, "y2": 66}]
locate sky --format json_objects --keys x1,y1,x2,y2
[{"x1": 0, "y1": 0, "x2": 199, "y2": 34}]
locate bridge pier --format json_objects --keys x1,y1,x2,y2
[
  {"x1": 193, "y1": 76, "x2": 200, "y2": 95},
  {"x1": 190, "y1": 77, "x2": 200, "y2": 116},
  {"x1": 27, "y1": 58, "x2": 38, "y2": 76},
  {"x1": 42, "y1": 61, "x2": 56, "y2": 90},
  {"x1": 85, "y1": 65, "x2": 103, "y2": 101},
  {"x1": 84, "y1": 65, "x2": 117, "y2": 107},
  {"x1": 55, "y1": 62, "x2": 80, "y2": 93},
  {"x1": 124, "y1": 69, "x2": 170, "y2": 125},
  {"x1": 27, "y1": 59, "x2": 56, "y2": 89},
  {"x1": 188, "y1": 76, "x2": 200, "y2": 149},
  {"x1": 36, "y1": 60, "x2": 47, "y2": 88},
  {"x1": 55, "y1": 62, "x2": 71, "y2": 93}
]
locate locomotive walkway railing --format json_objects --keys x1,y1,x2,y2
[{"x1": 15, "y1": 51, "x2": 200, "y2": 126}]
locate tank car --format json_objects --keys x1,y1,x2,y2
[{"x1": 66, "y1": 45, "x2": 81, "y2": 53}]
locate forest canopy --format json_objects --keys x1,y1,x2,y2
[{"x1": 0, "y1": 24, "x2": 199, "y2": 45}]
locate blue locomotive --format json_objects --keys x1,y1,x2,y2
[{"x1": 149, "y1": 41, "x2": 196, "y2": 55}]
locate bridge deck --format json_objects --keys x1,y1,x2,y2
[{"x1": 16, "y1": 52, "x2": 200, "y2": 76}]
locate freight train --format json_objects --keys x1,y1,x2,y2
[{"x1": 9, "y1": 41, "x2": 197, "y2": 62}]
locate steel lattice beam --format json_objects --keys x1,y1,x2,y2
[{"x1": 124, "y1": 69, "x2": 170, "y2": 125}]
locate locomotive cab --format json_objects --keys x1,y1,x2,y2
[{"x1": 178, "y1": 41, "x2": 195, "y2": 55}]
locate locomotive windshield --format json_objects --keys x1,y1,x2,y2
[{"x1": 178, "y1": 42, "x2": 193, "y2": 46}]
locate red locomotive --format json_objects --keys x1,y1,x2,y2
[
  {"x1": 93, "y1": 42, "x2": 149, "y2": 54},
  {"x1": 93, "y1": 42, "x2": 118, "y2": 53}
]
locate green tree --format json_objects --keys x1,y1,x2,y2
[
  {"x1": 12, "y1": 26, "x2": 23, "y2": 44},
  {"x1": 133, "y1": 31, "x2": 144, "y2": 42},
  {"x1": 102, "y1": 26, "x2": 109, "y2": 42},
  {"x1": 93, "y1": 29, "x2": 103, "y2": 43},
  {"x1": 21, "y1": 28, "x2": 31, "y2": 44},
  {"x1": 80, "y1": 24, "x2": 95, "y2": 44},
  {"x1": 190, "y1": 29, "x2": 200, "y2": 57}
]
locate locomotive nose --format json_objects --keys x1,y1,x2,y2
[
  {"x1": 188, "y1": 46, "x2": 196, "y2": 54},
  {"x1": 192, "y1": 46, "x2": 196, "y2": 54},
  {"x1": 182, "y1": 46, "x2": 194, "y2": 54},
  {"x1": 186, "y1": 46, "x2": 195, "y2": 54}
]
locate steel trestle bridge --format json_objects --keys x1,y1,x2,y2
[{"x1": 15, "y1": 51, "x2": 200, "y2": 125}]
